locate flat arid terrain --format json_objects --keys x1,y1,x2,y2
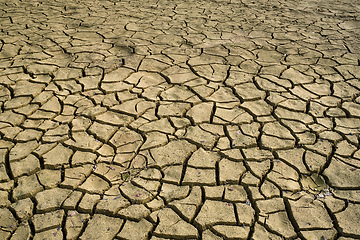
[{"x1": 0, "y1": 0, "x2": 359, "y2": 239}]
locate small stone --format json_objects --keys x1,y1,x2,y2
[
  {"x1": 71, "y1": 151, "x2": 97, "y2": 166},
  {"x1": 13, "y1": 174, "x2": 43, "y2": 200},
  {"x1": 194, "y1": 200, "x2": 237, "y2": 230},
  {"x1": 289, "y1": 195, "x2": 333, "y2": 229},
  {"x1": 186, "y1": 102, "x2": 214, "y2": 123},
  {"x1": 169, "y1": 186, "x2": 202, "y2": 221},
  {"x1": 109, "y1": 127, "x2": 143, "y2": 153},
  {"x1": 95, "y1": 111, "x2": 134, "y2": 126},
  {"x1": 252, "y1": 222, "x2": 284, "y2": 240},
  {"x1": 33, "y1": 228, "x2": 63, "y2": 240},
  {"x1": 182, "y1": 167, "x2": 216, "y2": 186},
  {"x1": 202, "y1": 229, "x2": 223, "y2": 240},
  {"x1": 96, "y1": 194, "x2": 130, "y2": 215},
  {"x1": 88, "y1": 121, "x2": 118, "y2": 142},
  {"x1": 188, "y1": 147, "x2": 220, "y2": 168},
  {"x1": 33, "y1": 210, "x2": 65, "y2": 233},
  {"x1": 203, "y1": 186, "x2": 225, "y2": 200},
  {"x1": 36, "y1": 169, "x2": 61, "y2": 189},
  {"x1": 35, "y1": 188, "x2": 71, "y2": 212},
  {"x1": 9, "y1": 198, "x2": 33, "y2": 220},
  {"x1": 265, "y1": 211, "x2": 297, "y2": 239},
  {"x1": 0, "y1": 208, "x2": 17, "y2": 231},
  {"x1": 159, "y1": 183, "x2": 190, "y2": 203},
  {"x1": 78, "y1": 174, "x2": 110, "y2": 194},
  {"x1": 219, "y1": 158, "x2": 246, "y2": 184},
  {"x1": 301, "y1": 229, "x2": 337, "y2": 240},
  {"x1": 323, "y1": 157, "x2": 360, "y2": 188},
  {"x1": 120, "y1": 181, "x2": 153, "y2": 204},
  {"x1": 65, "y1": 211, "x2": 90, "y2": 240},
  {"x1": 9, "y1": 140, "x2": 38, "y2": 162},
  {"x1": 150, "y1": 140, "x2": 197, "y2": 167},
  {"x1": 138, "y1": 118, "x2": 175, "y2": 135},
  {"x1": 267, "y1": 160, "x2": 301, "y2": 192},
  {"x1": 140, "y1": 131, "x2": 168, "y2": 150},
  {"x1": 10, "y1": 154, "x2": 40, "y2": 178},
  {"x1": 145, "y1": 197, "x2": 165, "y2": 211},
  {"x1": 78, "y1": 193, "x2": 101, "y2": 214},
  {"x1": 212, "y1": 225, "x2": 250, "y2": 239},
  {"x1": 11, "y1": 221, "x2": 32, "y2": 240},
  {"x1": 117, "y1": 204, "x2": 151, "y2": 220},
  {"x1": 117, "y1": 219, "x2": 153, "y2": 240},
  {"x1": 151, "y1": 208, "x2": 198, "y2": 238},
  {"x1": 43, "y1": 143, "x2": 73, "y2": 169},
  {"x1": 64, "y1": 132, "x2": 102, "y2": 152},
  {"x1": 335, "y1": 203, "x2": 360, "y2": 236},
  {"x1": 80, "y1": 214, "x2": 123, "y2": 239},
  {"x1": 162, "y1": 165, "x2": 183, "y2": 185},
  {"x1": 62, "y1": 191, "x2": 83, "y2": 210},
  {"x1": 224, "y1": 185, "x2": 248, "y2": 202},
  {"x1": 0, "y1": 190, "x2": 10, "y2": 207}
]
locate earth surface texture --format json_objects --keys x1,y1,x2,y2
[{"x1": 0, "y1": 0, "x2": 360, "y2": 239}]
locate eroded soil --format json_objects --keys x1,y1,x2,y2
[{"x1": 0, "y1": 0, "x2": 360, "y2": 239}]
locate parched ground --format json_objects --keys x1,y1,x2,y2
[{"x1": 0, "y1": 0, "x2": 359, "y2": 239}]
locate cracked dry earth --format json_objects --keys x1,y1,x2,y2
[{"x1": 0, "y1": 0, "x2": 360, "y2": 240}]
